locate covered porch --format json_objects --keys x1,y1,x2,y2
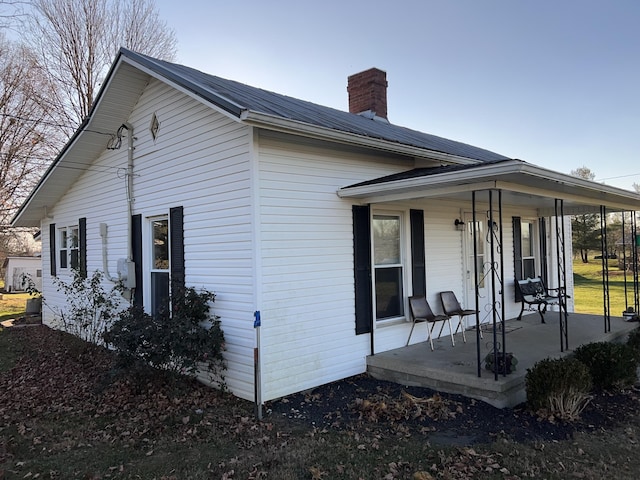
[
  {"x1": 339, "y1": 159, "x2": 640, "y2": 407},
  {"x1": 366, "y1": 312, "x2": 637, "y2": 408}
]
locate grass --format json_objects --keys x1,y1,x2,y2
[
  {"x1": 572, "y1": 259, "x2": 635, "y2": 315},
  {"x1": 0, "y1": 291, "x2": 30, "y2": 322}
]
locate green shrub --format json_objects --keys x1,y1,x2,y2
[
  {"x1": 104, "y1": 286, "x2": 225, "y2": 387},
  {"x1": 573, "y1": 341, "x2": 638, "y2": 390},
  {"x1": 525, "y1": 357, "x2": 592, "y2": 419},
  {"x1": 627, "y1": 327, "x2": 640, "y2": 361}
]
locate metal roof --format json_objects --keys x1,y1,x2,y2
[
  {"x1": 15, "y1": 49, "x2": 637, "y2": 227},
  {"x1": 338, "y1": 159, "x2": 640, "y2": 214},
  {"x1": 344, "y1": 160, "x2": 512, "y2": 189},
  {"x1": 123, "y1": 49, "x2": 510, "y2": 163}
]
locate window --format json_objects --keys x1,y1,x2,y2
[
  {"x1": 150, "y1": 217, "x2": 170, "y2": 316},
  {"x1": 59, "y1": 226, "x2": 79, "y2": 270},
  {"x1": 513, "y1": 217, "x2": 545, "y2": 303},
  {"x1": 520, "y1": 220, "x2": 536, "y2": 279},
  {"x1": 373, "y1": 213, "x2": 404, "y2": 320}
]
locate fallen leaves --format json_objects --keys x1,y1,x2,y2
[
  {"x1": 3, "y1": 326, "x2": 640, "y2": 479},
  {"x1": 351, "y1": 390, "x2": 462, "y2": 425}
]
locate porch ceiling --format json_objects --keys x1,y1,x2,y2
[{"x1": 337, "y1": 159, "x2": 640, "y2": 215}]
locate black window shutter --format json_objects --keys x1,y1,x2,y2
[
  {"x1": 538, "y1": 217, "x2": 548, "y2": 285},
  {"x1": 512, "y1": 216, "x2": 522, "y2": 301},
  {"x1": 410, "y1": 209, "x2": 426, "y2": 297},
  {"x1": 170, "y1": 206, "x2": 185, "y2": 294},
  {"x1": 131, "y1": 214, "x2": 143, "y2": 306},
  {"x1": 49, "y1": 223, "x2": 56, "y2": 277},
  {"x1": 353, "y1": 205, "x2": 372, "y2": 335},
  {"x1": 79, "y1": 217, "x2": 87, "y2": 278}
]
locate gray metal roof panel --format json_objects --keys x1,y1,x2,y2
[
  {"x1": 343, "y1": 160, "x2": 513, "y2": 189},
  {"x1": 122, "y1": 49, "x2": 510, "y2": 163}
]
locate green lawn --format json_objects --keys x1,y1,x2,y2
[
  {"x1": 572, "y1": 259, "x2": 635, "y2": 316},
  {"x1": 0, "y1": 292, "x2": 30, "y2": 322}
]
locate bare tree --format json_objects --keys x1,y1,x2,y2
[
  {"x1": 0, "y1": 34, "x2": 58, "y2": 256},
  {"x1": 570, "y1": 166, "x2": 596, "y2": 181},
  {"x1": 25, "y1": 0, "x2": 177, "y2": 131},
  {"x1": 0, "y1": 1, "x2": 28, "y2": 29}
]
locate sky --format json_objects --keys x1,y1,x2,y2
[{"x1": 155, "y1": 0, "x2": 640, "y2": 190}]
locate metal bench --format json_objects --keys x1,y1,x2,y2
[{"x1": 516, "y1": 277, "x2": 567, "y2": 323}]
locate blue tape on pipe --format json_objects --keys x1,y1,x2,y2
[{"x1": 254, "y1": 311, "x2": 261, "y2": 328}]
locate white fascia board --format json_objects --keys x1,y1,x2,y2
[
  {"x1": 357, "y1": 181, "x2": 499, "y2": 204},
  {"x1": 120, "y1": 56, "x2": 248, "y2": 124},
  {"x1": 11, "y1": 119, "x2": 94, "y2": 226},
  {"x1": 241, "y1": 111, "x2": 483, "y2": 165},
  {"x1": 518, "y1": 163, "x2": 640, "y2": 200},
  {"x1": 497, "y1": 179, "x2": 640, "y2": 212}
]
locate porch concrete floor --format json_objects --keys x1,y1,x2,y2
[{"x1": 366, "y1": 312, "x2": 638, "y2": 409}]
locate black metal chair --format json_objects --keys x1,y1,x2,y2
[
  {"x1": 407, "y1": 295, "x2": 454, "y2": 350},
  {"x1": 439, "y1": 291, "x2": 478, "y2": 342}
]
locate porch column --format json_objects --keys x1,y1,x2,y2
[
  {"x1": 633, "y1": 212, "x2": 640, "y2": 316},
  {"x1": 554, "y1": 199, "x2": 569, "y2": 351},
  {"x1": 472, "y1": 191, "x2": 481, "y2": 377},
  {"x1": 472, "y1": 189, "x2": 506, "y2": 380},
  {"x1": 599, "y1": 205, "x2": 611, "y2": 332},
  {"x1": 621, "y1": 211, "x2": 640, "y2": 318}
]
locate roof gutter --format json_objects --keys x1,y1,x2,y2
[
  {"x1": 241, "y1": 111, "x2": 483, "y2": 165},
  {"x1": 337, "y1": 159, "x2": 640, "y2": 207}
]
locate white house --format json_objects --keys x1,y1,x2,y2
[
  {"x1": 11, "y1": 49, "x2": 640, "y2": 405},
  {"x1": 2, "y1": 256, "x2": 42, "y2": 293}
]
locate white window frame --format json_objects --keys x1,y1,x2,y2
[
  {"x1": 371, "y1": 210, "x2": 407, "y2": 323},
  {"x1": 147, "y1": 214, "x2": 170, "y2": 316},
  {"x1": 58, "y1": 225, "x2": 79, "y2": 271},
  {"x1": 520, "y1": 219, "x2": 539, "y2": 279}
]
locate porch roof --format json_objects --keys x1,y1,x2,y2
[{"x1": 337, "y1": 159, "x2": 640, "y2": 214}]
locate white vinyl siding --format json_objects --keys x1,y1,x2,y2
[
  {"x1": 39, "y1": 79, "x2": 256, "y2": 401},
  {"x1": 256, "y1": 132, "x2": 412, "y2": 400},
  {"x1": 34, "y1": 71, "x2": 578, "y2": 407}
]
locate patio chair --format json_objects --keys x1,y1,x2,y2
[
  {"x1": 439, "y1": 291, "x2": 479, "y2": 341},
  {"x1": 407, "y1": 295, "x2": 455, "y2": 350}
]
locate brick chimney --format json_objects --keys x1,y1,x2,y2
[{"x1": 347, "y1": 68, "x2": 388, "y2": 120}]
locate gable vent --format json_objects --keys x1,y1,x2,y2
[{"x1": 150, "y1": 113, "x2": 160, "y2": 140}]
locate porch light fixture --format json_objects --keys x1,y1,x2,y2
[{"x1": 454, "y1": 218, "x2": 465, "y2": 231}]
